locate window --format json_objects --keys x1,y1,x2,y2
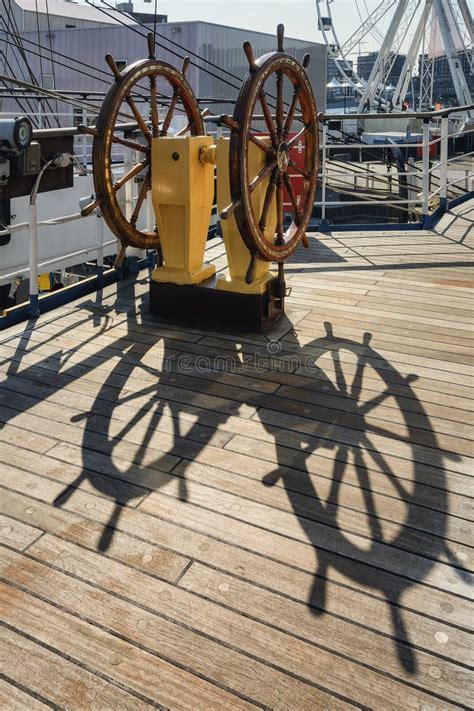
[
  {"x1": 116, "y1": 60, "x2": 127, "y2": 72},
  {"x1": 65, "y1": 24, "x2": 76, "y2": 28},
  {"x1": 73, "y1": 107, "x2": 85, "y2": 127}
]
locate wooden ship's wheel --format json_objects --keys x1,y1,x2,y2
[
  {"x1": 221, "y1": 24, "x2": 319, "y2": 276},
  {"x1": 81, "y1": 25, "x2": 319, "y2": 325},
  {"x1": 82, "y1": 33, "x2": 205, "y2": 251}
]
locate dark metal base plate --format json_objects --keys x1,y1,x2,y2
[{"x1": 149, "y1": 275, "x2": 284, "y2": 332}]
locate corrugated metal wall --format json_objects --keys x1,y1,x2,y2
[
  {"x1": 1, "y1": 20, "x2": 326, "y2": 124},
  {"x1": 197, "y1": 22, "x2": 326, "y2": 115}
]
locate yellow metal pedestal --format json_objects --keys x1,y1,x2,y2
[
  {"x1": 151, "y1": 136, "x2": 215, "y2": 285},
  {"x1": 215, "y1": 138, "x2": 276, "y2": 294},
  {"x1": 148, "y1": 138, "x2": 284, "y2": 330}
]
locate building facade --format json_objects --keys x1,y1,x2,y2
[
  {"x1": 8, "y1": 0, "x2": 166, "y2": 32},
  {"x1": 1, "y1": 18, "x2": 327, "y2": 125},
  {"x1": 327, "y1": 56, "x2": 353, "y2": 82},
  {"x1": 357, "y1": 51, "x2": 406, "y2": 85},
  {"x1": 417, "y1": 52, "x2": 473, "y2": 106}
]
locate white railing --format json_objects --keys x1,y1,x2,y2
[{"x1": 317, "y1": 107, "x2": 473, "y2": 222}]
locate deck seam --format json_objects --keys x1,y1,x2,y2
[{"x1": 0, "y1": 671, "x2": 58, "y2": 710}]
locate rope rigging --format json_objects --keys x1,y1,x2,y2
[
  {"x1": 84, "y1": 0, "x2": 291, "y2": 110},
  {"x1": 2, "y1": 0, "x2": 59, "y2": 126}
]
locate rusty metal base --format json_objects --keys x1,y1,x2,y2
[{"x1": 149, "y1": 275, "x2": 284, "y2": 332}]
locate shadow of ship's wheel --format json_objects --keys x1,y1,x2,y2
[{"x1": 263, "y1": 323, "x2": 448, "y2": 673}]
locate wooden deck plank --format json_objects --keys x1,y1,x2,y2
[
  {"x1": 0, "y1": 678, "x2": 51, "y2": 711},
  {"x1": 1, "y1": 330, "x2": 472, "y2": 461},
  {"x1": 0, "y1": 514, "x2": 43, "y2": 551},
  {"x1": 1, "y1": 565, "x2": 256, "y2": 711},
  {"x1": 0, "y1": 543, "x2": 464, "y2": 710},
  {"x1": 0, "y1": 390, "x2": 470, "y2": 531},
  {"x1": 1, "y1": 625, "x2": 154, "y2": 710},
  {"x1": 1, "y1": 481, "x2": 468, "y2": 661},
  {"x1": 1, "y1": 213, "x2": 473, "y2": 708},
  {"x1": 0, "y1": 548, "x2": 346, "y2": 710}
]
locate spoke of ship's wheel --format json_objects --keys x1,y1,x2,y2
[
  {"x1": 125, "y1": 94, "x2": 151, "y2": 141},
  {"x1": 288, "y1": 159, "x2": 311, "y2": 180},
  {"x1": 115, "y1": 393, "x2": 157, "y2": 442},
  {"x1": 249, "y1": 160, "x2": 277, "y2": 194},
  {"x1": 175, "y1": 120, "x2": 193, "y2": 137},
  {"x1": 259, "y1": 90, "x2": 278, "y2": 147},
  {"x1": 351, "y1": 356, "x2": 368, "y2": 402},
  {"x1": 353, "y1": 448, "x2": 383, "y2": 541},
  {"x1": 258, "y1": 170, "x2": 278, "y2": 231},
  {"x1": 283, "y1": 86, "x2": 301, "y2": 140},
  {"x1": 116, "y1": 383, "x2": 157, "y2": 407},
  {"x1": 113, "y1": 158, "x2": 148, "y2": 192},
  {"x1": 130, "y1": 176, "x2": 149, "y2": 226},
  {"x1": 359, "y1": 387, "x2": 396, "y2": 416},
  {"x1": 282, "y1": 172, "x2": 301, "y2": 223},
  {"x1": 249, "y1": 133, "x2": 273, "y2": 153},
  {"x1": 160, "y1": 89, "x2": 180, "y2": 136},
  {"x1": 327, "y1": 444, "x2": 349, "y2": 508},
  {"x1": 276, "y1": 69, "x2": 284, "y2": 141},
  {"x1": 111, "y1": 135, "x2": 149, "y2": 154},
  {"x1": 149, "y1": 74, "x2": 159, "y2": 137},
  {"x1": 274, "y1": 177, "x2": 284, "y2": 245},
  {"x1": 365, "y1": 422, "x2": 410, "y2": 443},
  {"x1": 362, "y1": 435, "x2": 411, "y2": 501},
  {"x1": 287, "y1": 123, "x2": 310, "y2": 149},
  {"x1": 331, "y1": 349, "x2": 348, "y2": 396}
]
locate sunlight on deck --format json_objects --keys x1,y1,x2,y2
[{"x1": 0, "y1": 200, "x2": 473, "y2": 709}]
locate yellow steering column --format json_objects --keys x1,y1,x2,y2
[{"x1": 151, "y1": 136, "x2": 215, "y2": 285}]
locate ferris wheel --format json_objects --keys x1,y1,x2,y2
[{"x1": 315, "y1": 0, "x2": 473, "y2": 114}]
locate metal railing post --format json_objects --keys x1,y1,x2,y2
[
  {"x1": 28, "y1": 202, "x2": 39, "y2": 318},
  {"x1": 124, "y1": 146, "x2": 134, "y2": 221},
  {"x1": 407, "y1": 156, "x2": 415, "y2": 221},
  {"x1": 82, "y1": 108, "x2": 88, "y2": 166},
  {"x1": 440, "y1": 116, "x2": 448, "y2": 202},
  {"x1": 321, "y1": 122, "x2": 327, "y2": 220},
  {"x1": 146, "y1": 187, "x2": 154, "y2": 233},
  {"x1": 422, "y1": 119, "x2": 430, "y2": 217},
  {"x1": 96, "y1": 211, "x2": 104, "y2": 289}
]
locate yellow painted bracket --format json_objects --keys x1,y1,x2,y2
[
  {"x1": 215, "y1": 138, "x2": 275, "y2": 294},
  {"x1": 151, "y1": 136, "x2": 216, "y2": 285}
]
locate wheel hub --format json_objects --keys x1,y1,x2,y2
[{"x1": 276, "y1": 142, "x2": 289, "y2": 173}]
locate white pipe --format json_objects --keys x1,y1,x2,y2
[
  {"x1": 314, "y1": 199, "x2": 417, "y2": 206},
  {"x1": 0, "y1": 211, "x2": 91, "y2": 237},
  {"x1": 28, "y1": 202, "x2": 39, "y2": 317}
]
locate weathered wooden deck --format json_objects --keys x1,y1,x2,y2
[{"x1": 1, "y1": 200, "x2": 473, "y2": 710}]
